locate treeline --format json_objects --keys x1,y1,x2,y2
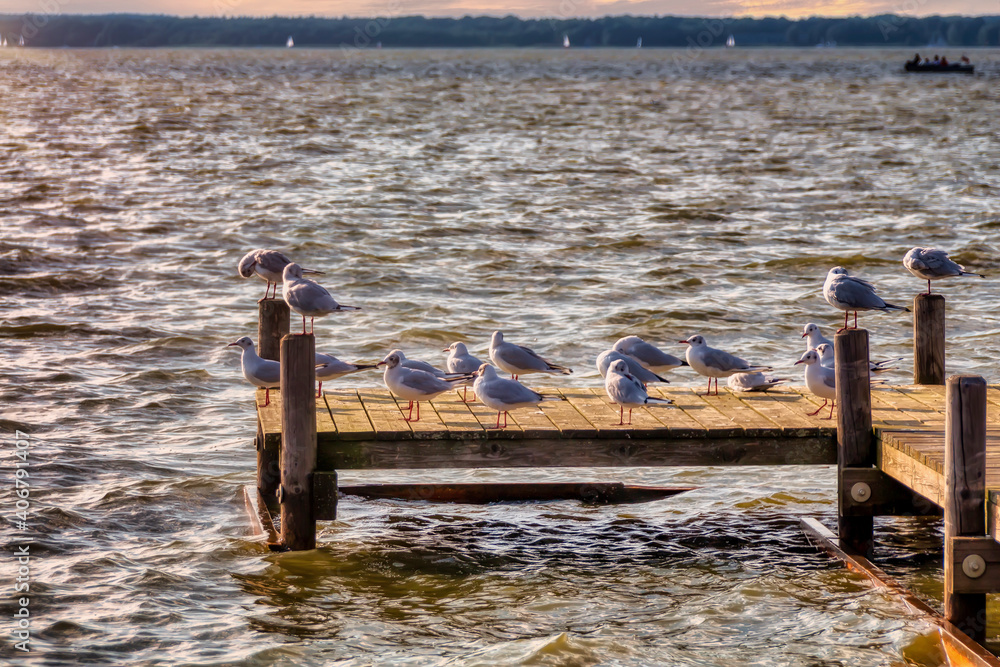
[{"x1": 2, "y1": 13, "x2": 1000, "y2": 48}]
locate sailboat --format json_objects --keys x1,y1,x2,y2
[
  {"x1": 18, "y1": 35, "x2": 24, "y2": 46},
  {"x1": 726, "y1": 35, "x2": 735, "y2": 48},
  {"x1": 1, "y1": 37, "x2": 6, "y2": 48},
  {"x1": 286, "y1": 36, "x2": 294, "y2": 48},
  {"x1": 563, "y1": 34, "x2": 570, "y2": 48},
  {"x1": 636, "y1": 37, "x2": 642, "y2": 48}
]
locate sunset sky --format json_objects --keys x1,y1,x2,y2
[{"x1": 0, "y1": 0, "x2": 994, "y2": 18}]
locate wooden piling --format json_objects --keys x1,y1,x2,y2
[
  {"x1": 258, "y1": 299, "x2": 290, "y2": 362},
  {"x1": 835, "y1": 328, "x2": 874, "y2": 556},
  {"x1": 279, "y1": 333, "x2": 317, "y2": 551},
  {"x1": 914, "y1": 294, "x2": 946, "y2": 385},
  {"x1": 256, "y1": 299, "x2": 289, "y2": 500},
  {"x1": 944, "y1": 375, "x2": 988, "y2": 641}
]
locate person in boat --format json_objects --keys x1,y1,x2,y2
[
  {"x1": 907, "y1": 53, "x2": 921, "y2": 66},
  {"x1": 961, "y1": 55, "x2": 970, "y2": 64},
  {"x1": 940, "y1": 56, "x2": 949, "y2": 66},
  {"x1": 931, "y1": 55, "x2": 940, "y2": 65}
]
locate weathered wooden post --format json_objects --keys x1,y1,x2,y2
[
  {"x1": 279, "y1": 332, "x2": 317, "y2": 551},
  {"x1": 256, "y1": 299, "x2": 289, "y2": 499},
  {"x1": 944, "y1": 375, "x2": 988, "y2": 641},
  {"x1": 913, "y1": 294, "x2": 945, "y2": 385},
  {"x1": 835, "y1": 328, "x2": 874, "y2": 557}
]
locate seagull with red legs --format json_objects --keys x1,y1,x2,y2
[
  {"x1": 281, "y1": 262, "x2": 361, "y2": 334},
  {"x1": 378, "y1": 350, "x2": 472, "y2": 422},
  {"x1": 603, "y1": 359, "x2": 673, "y2": 425},
  {"x1": 471, "y1": 363, "x2": 560, "y2": 429},
  {"x1": 680, "y1": 334, "x2": 771, "y2": 396},
  {"x1": 822, "y1": 266, "x2": 908, "y2": 332},
  {"x1": 238, "y1": 249, "x2": 323, "y2": 302}
]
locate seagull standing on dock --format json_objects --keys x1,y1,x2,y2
[
  {"x1": 604, "y1": 359, "x2": 673, "y2": 425},
  {"x1": 238, "y1": 249, "x2": 323, "y2": 302},
  {"x1": 612, "y1": 335, "x2": 688, "y2": 374},
  {"x1": 823, "y1": 266, "x2": 908, "y2": 332},
  {"x1": 903, "y1": 247, "x2": 985, "y2": 295},
  {"x1": 472, "y1": 363, "x2": 559, "y2": 429},
  {"x1": 794, "y1": 349, "x2": 836, "y2": 419},
  {"x1": 390, "y1": 349, "x2": 457, "y2": 379},
  {"x1": 228, "y1": 336, "x2": 280, "y2": 407},
  {"x1": 315, "y1": 353, "x2": 378, "y2": 397},
  {"x1": 444, "y1": 342, "x2": 484, "y2": 402},
  {"x1": 801, "y1": 323, "x2": 833, "y2": 350},
  {"x1": 814, "y1": 342, "x2": 901, "y2": 373},
  {"x1": 489, "y1": 331, "x2": 572, "y2": 380},
  {"x1": 679, "y1": 335, "x2": 771, "y2": 396},
  {"x1": 596, "y1": 349, "x2": 669, "y2": 386},
  {"x1": 726, "y1": 372, "x2": 788, "y2": 392},
  {"x1": 378, "y1": 351, "x2": 471, "y2": 422},
  {"x1": 282, "y1": 263, "x2": 360, "y2": 334}
]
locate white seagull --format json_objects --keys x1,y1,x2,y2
[
  {"x1": 596, "y1": 349, "x2": 668, "y2": 386},
  {"x1": 801, "y1": 322, "x2": 832, "y2": 351},
  {"x1": 390, "y1": 349, "x2": 458, "y2": 379},
  {"x1": 726, "y1": 372, "x2": 788, "y2": 392},
  {"x1": 315, "y1": 353, "x2": 378, "y2": 397},
  {"x1": 814, "y1": 342, "x2": 901, "y2": 373},
  {"x1": 377, "y1": 351, "x2": 471, "y2": 422},
  {"x1": 444, "y1": 341, "x2": 484, "y2": 402},
  {"x1": 679, "y1": 334, "x2": 771, "y2": 396},
  {"x1": 903, "y1": 247, "x2": 985, "y2": 295},
  {"x1": 472, "y1": 363, "x2": 559, "y2": 429},
  {"x1": 489, "y1": 331, "x2": 572, "y2": 380},
  {"x1": 794, "y1": 349, "x2": 836, "y2": 419},
  {"x1": 228, "y1": 336, "x2": 280, "y2": 406},
  {"x1": 604, "y1": 359, "x2": 674, "y2": 425},
  {"x1": 282, "y1": 263, "x2": 361, "y2": 334},
  {"x1": 823, "y1": 266, "x2": 908, "y2": 332},
  {"x1": 238, "y1": 249, "x2": 323, "y2": 301},
  {"x1": 612, "y1": 335, "x2": 688, "y2": 373}
]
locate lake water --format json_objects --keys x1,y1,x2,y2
[{"x1": 1, "y1": 47, "x2": 998, "y2": 665}]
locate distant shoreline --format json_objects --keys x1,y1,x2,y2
[{"x1": 0, "y1": 13, "x2": 997, "y2": 49}]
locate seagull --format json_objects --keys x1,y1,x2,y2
[
  {"x1": 612, "y1": 335, "x2": 688, "y2": 373},
  {"x1": 794, "y1": 349, "x2": 836, "y2": 419},
  {"x1": 726, "y1": 372, "x2": 789, "y2": 392},
  {"x1": 238, "y1": 249, "x2": 323, "y2": 302},
  {"x1": 390, "y1": 349, "x2": 458, "y2": 379},
  {"x1": 823, "y1": 266, "x2": 908, "y2": 332},
  {"x1": 228, "y1": 336, "x2": 280, "y2": 407},
  {"x1": 903, "y1": 247, "x2": 985, "y2": 295},
  {"x1": 472, "y1": 363, "x2": 560, "y2": 429},
  {"x1": 679, "y1": 335, "x2": 771, "y2": 396},
  {"x1": 444, "y1": 342, "x2": 484, "y2": 402},
  {"x1": 596, "y1": 349, "x2": 668, "y2": 386},
  {"x1": 314, "y1": 353, "x2": 378, "y2": 397},
  {"x1": 814, "y1": 342, "x2": 901, "y2": 373},
  {"x1": 604, "y1": 359, "x2": 674, "y2": 425},
  {"x1": 282, "y1": 263, "x2": 361, "y2": 334},
  {"x1": 801, "y1": 323, "x2": 832, "y2": 351},
  {"x1": 489, "y1": 331, "x2": 572, "y2": 380},
  {"x1": 377, "y1": 351, "x2": 472, "y2": 422}
]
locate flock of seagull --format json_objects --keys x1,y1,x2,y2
[{"x1": 230, "y1": 246, "x2": 985, "y2": 428}]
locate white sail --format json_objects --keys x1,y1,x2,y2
[
  {"x1": 1, "y1": 37, "x2": 6, "y2": 48},
  {"x1": 563, "y1": 34, "x2": 570, "y2": 48},
  {"x1": 18, "y1": 35, "x2": 24, "y2": 46},
  {"x1": 636, "y1": 37, "x2": 642, "y2": 48},
  {"x1": 726, "y1": 35, "x2": 735, "y2": 47},
  {"x1": 286, "y1": 36, "x2": 294, "y2": 48}
]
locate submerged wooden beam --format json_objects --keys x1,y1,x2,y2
[
  {"x1": 243, "y1": 485, "x2": 280, "y2": 548},
  {"x1": 801, "y1": 517, "x2": 1000, "y2": 667},
  {"x1": 331, "y1": 481, "x2": 695, "y2": 504}
]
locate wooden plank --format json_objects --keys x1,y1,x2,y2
[
  {"x1": 875, "y1": 386, "x2": 946, "y2": 425},
  {"x1": 243, "y1": 484, "x2": 280, "y2": 546},
  {"x1": 800, "y1": 517, "x2": 1000, "y2": 667},
  {"x1": 877, "y1": 434, "x2": 945, "y2": 508},
  {"x1": 464, "y1": 398, "x2": 524, "y2": 438},
  {"x1": 316, "y1": 434, "x2": 836, "y2": 470},
  {"x1": 386, "y1": 392, "x2": 450, "y2": 440},
  {"x1": 323, "y1": 389, "x2": 375, "y2": 441},
  {"x1": 536, "y1": 391, "x2": 599, "y2": 438},
  {"x1": 737, "y1": 389, "x2": 833, "y2": 436},
  {"x1": 428, "y1": 395, "x2": 487, "y2": 439},
  {"x1": 337, "y1": 482, "x2": 694, "y2": 504},
  {"x1": 357, "y1": 388, "x2": 414, "y2": 440},
  {"x1": 774, "y1": 386, "x2": 839, "y2": 425},
  {"x1": 507, "y1": 400, "x2": 563, "y2": 439},
  {"x1": 868, "y1": 390, "x2": 925, "y2": 428},
  {"x1": 256, "y1": 388, "x2": 283, "y2": 449},
  {"x1": 584, "y1": 387, "x2": 694, "y2": 436},
  {"x1": 704, "y1": 389, "x2": 784, "y2": 436},
  {"x1": 637, "y1": 387, "x2": 706, "y2": 434},
  {"x1": 652, "y1": 387, "x2": 743, "y2": 438},
  {"x1": 559, "y1": 388, "x2": 643, "y2": 438}
]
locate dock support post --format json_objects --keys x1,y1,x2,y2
[
  {"x1": 945, "y1": 375, "x2": 988, "y2": 641},
  {"x1": 279, "y1": 333, "x2": 317, "y2": 551},
  {"x1": 914, "y1": 294, "x2": 945, "y2": 385},
  {"x1": 256, "y1": 299, "x2": 289, "y2": 499},
  {"x1": 835, "y1": 328, "x2": 874, "y2": 557}
]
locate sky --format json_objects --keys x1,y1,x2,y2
[{"x1": 0, "y1": 0, "x2": 994, "y2": 18}]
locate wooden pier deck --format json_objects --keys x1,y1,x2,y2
[{"x1": 255, "y1": 384, "x2": 1000, "y2": 514}]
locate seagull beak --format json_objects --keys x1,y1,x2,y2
[
  {"x1": 801, "y1": 332, "x2": 808, "y2": 338},
  {"x1": 678, "y1": 340, "x2": 690, "y2": 345},
  {"x1": 375, "y1": 361, "x2": 386, "y2": 367},
  {"x1": 227, "y1": 342, "x2": 239, "y2": 347},
  {"x1": 793, "y1": 360, "x2": 804, "y2": 365},
  {"x1": 441, "y1": 347, "x2": 450, "y2": 352},
  {"x1": 301, "y1": 269, "x2": 326, "y2": 275}
]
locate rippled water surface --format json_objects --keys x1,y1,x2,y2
[{"x1": 1, "y1": 47, "x2": 999, "y2": 665}]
